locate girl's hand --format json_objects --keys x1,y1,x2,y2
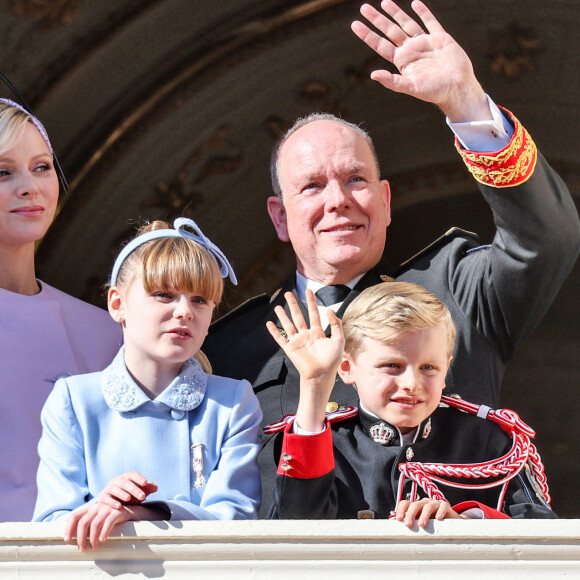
[
  {"x1": 97, "y1": 471, "x2": 158, "y2": 510},
  {"x1": 64, "y1": 502, "x2": 133, "y2": 552},
  {"x1": 395, "y1": 498, "x2": 465, "y2": 527},
  {"x1": 64, "y1": 502, "x2": 168, "y2": 552}
]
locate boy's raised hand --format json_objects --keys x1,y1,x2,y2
[
  {"x1": 266, "y1": 289, "x2": 345, "y2": 431},
  {"x1": 267, "y1": 290, "x2": 344, "y2": 381}
]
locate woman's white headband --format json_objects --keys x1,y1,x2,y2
[
  {"x1": 110, "y1": 217, "x2": 237, "y2": 286},
  {"x1": 0, "y1": 98, "x2": 53, "y2": 155}
]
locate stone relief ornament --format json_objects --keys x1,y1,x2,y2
[{"x1": 12, "y1": 0, "x2": 82, "y2": 28}]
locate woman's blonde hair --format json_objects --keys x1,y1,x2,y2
[
  {"x1": 0, "y1": 101, "x2": 32, "y2": 156},
  {"x1": 114, "y1": 220, "x2": 224, "y2": 373},
  {"x1": 342, "y1": 282, "x2": 456, "y2": 360}
]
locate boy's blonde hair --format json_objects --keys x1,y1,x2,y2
[
  {"x1": 342, "y1": 282, "x2": 456, "y2": 360},
  {"x1": 114, "y1": 220, "x2": 224, "y2": 373}
]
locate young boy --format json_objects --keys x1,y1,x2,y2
[{"x1": 265, "y1": 282, "x2": 555, "y2": 523}]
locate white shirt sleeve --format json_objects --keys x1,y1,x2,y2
[
  {"x1": 447, "y1": 95, "x2": 514, "y2": 152},
  {"x1": 292, "y1": 420, "x2": 327, "y2": 435},
  {"x1": 459, "y1": 507, "x2": 485, "y2": 519}
]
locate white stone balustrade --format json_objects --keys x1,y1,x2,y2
[{"x1": 0, "y1": 519, "x2": 578, "y2": 578}]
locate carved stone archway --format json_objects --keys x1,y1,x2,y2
[{"x1": 1, "y1": 0, "x2": 579, "y2": 516}]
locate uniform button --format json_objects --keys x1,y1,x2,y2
[
  {"x1": 280, "y1": 463, "x2": 291, "y2": 471},
  {"x1": 171, "y1": 409, "x2": 186, "y2": 420},
  {"x1": 281, "y1": 453, "x2": 292, "y2": 461},
  {"x1": 406, "y1": 447, "x2": 414, "y2": 461}
]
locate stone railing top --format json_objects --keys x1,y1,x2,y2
[{"x1": 0, "y1": 520, "x2": 578, "y2": 578}]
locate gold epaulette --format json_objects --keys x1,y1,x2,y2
[
  {"x1": 396, "y1": 227, "x2": 479, "y2": 272},
  {"x1": 269, "y1": 287, "x2": 282, "y2": 303},
  {"x1": 263, "y1": 404, "x2": 358, "y2": 434},
  {"x1": 455, "y1": 107, "x2": 537, "y2": 188}
]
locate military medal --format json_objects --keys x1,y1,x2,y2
[{"x1": 191, "y1": 443, "x2": 206, "y2": 488}]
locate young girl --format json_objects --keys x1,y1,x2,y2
[
  {"x1": 0, "y1": 98, "x2": 119, "y2": 522},
  {"x1": 33, "y1": 218, "x2": 262, "y2": 551}
]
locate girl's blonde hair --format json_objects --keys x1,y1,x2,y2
[
  {"x1": 114, "y1": 220, "x2": 224, "y2": 373},
  {"x1": 342, "y1": 282, "x2": 456, "y2": 361}
]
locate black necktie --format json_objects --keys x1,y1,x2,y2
[{"x1": 315, "y1": 284, "x2": 351, "y2": 306}]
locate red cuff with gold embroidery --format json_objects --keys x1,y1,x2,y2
[
  {"x1": 455, "y1": 106, "x2": 537, "y2": 188},
  {"x1": 276, "y1": 419, "x2": 335, "y2": 479},
  {"x1": 453, "y1": 501, "x2": 511, "y2": 519}
]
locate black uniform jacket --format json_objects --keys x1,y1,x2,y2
[
  {"x1": 272, "y1": 404, "x2": 556, "y2": 520},
  {"x1": 203, "y1": 118, "x2": 580, "y2": 517}
]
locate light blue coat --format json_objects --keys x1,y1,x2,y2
[{"x1": 33, "y1": 349, "x2": 262, "y2": 521}]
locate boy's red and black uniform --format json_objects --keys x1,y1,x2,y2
[{"x1": 271, "y1": 399, "x2": 556, "y2": 520}]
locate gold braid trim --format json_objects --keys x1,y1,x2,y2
[{"x1": 455, "y1": 108, "x2": 538, "y2": 188}]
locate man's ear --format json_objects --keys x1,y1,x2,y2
[
  {"x1": 380, "y1": 179, "x2": 392, "y2": 228},
  {"x1": 108, "y1": 287, "x2": 125, "y2": 324},
  {"x1": 267, "y1": 195, "x2": 290, "y2": 242},
  {"x1": 338, "y1": 355, "x2": 356, "y2": 385}
]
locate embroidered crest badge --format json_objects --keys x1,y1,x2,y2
[{"x1": 369, "y1": 422, "x2": 396, "y2": 446}]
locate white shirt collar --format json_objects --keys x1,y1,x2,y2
[{"x1": 295, "y1": 271, "x2": 365, "y2": 305}]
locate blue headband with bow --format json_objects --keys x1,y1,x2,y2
[{"x1": 110, "y1": 217, "x2": 237, "y2": 286}]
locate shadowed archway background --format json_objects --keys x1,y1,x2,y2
[{"x1": 2, "y1": 0, "x2": 578, "y2": 516}]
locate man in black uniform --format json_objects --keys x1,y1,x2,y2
[{"x1": 203, "y1": 0, "x2": 580, "y2": 516}]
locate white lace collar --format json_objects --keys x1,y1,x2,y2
[{"x1": 102, "y1": 348, "x2": 207, "y2": 412}]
